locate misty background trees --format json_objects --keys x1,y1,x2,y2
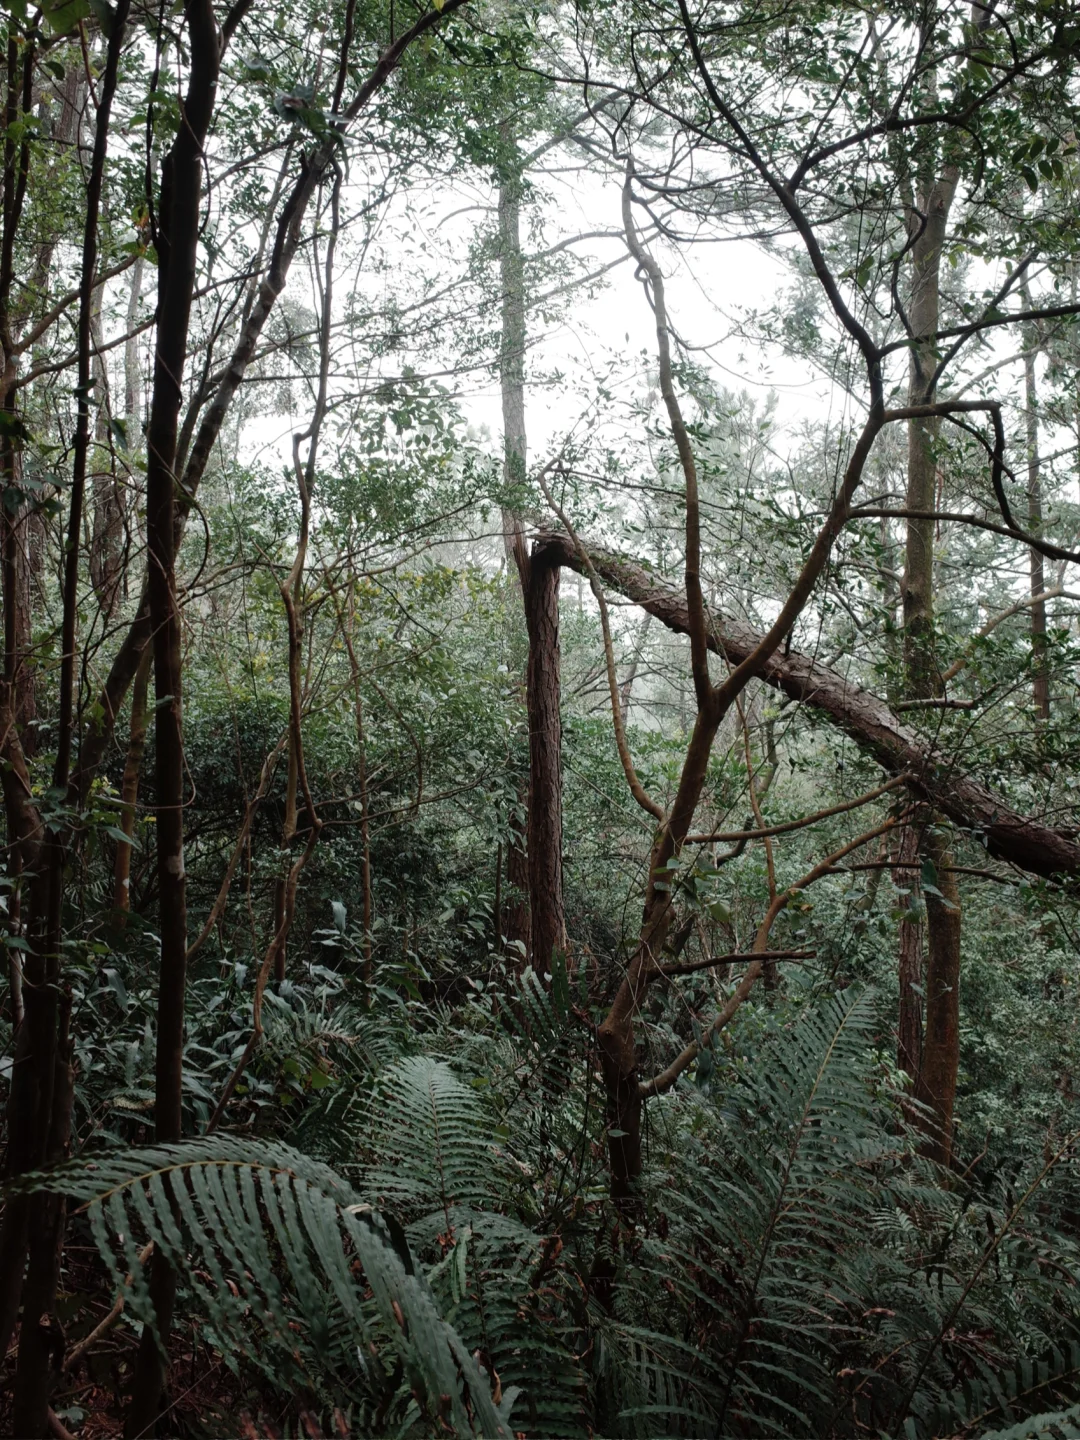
[{"x1": 2, "y1": 0, "x2": 1080, "y2": 1434}]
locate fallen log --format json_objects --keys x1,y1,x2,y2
[{"x1": 533, "y1": 532, "x2": 1080, "y2": 881}]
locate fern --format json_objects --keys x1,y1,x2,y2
[
  {"x1": 363, "y1": 1056, "x2": 498, "y2": 1220},
  {"x1": 359, "y1": 1053, "x2": 590, "y2": 1437},
  {"x1": 978, "y1": 1404, "x2": 1080, "y2": 1439},
  {"x1": 619, "y1": 987, "x2": 903, "y2": 1436},
  {"x1": 22, "y1": 1137, "x2": 509, "y2": 1436},
  {"x1": 944, "y1": 1343, "x2": 1080, "y2": 1439},
  {"x1": 594, "y1": 985, "x2": 1080, "y2": 1439}
]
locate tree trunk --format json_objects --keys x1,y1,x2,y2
[
  {"x1": 497, "y1": 138, "x2": 539, "y2": 965},
  {"x1": 89, "y1": 286, "x2": 125, "y2": 619},
  {"x1": 534, "y1": 532, "x2": 1080, "y2": 880},
  {"x1": 895, "y1": 824, "x2": 923, "y2": 1082},
  {"x1": 11, "y1": 995, "x2": 73, "y2": 1435},
  {"x1": 2, "y1": 420, "x2": 36, "y2": 750},
  {"x1": 271, "y1": 739, "x2": 299, "y2": 983},
  {"x1": 113, "y1": 647, "x2": 151, "y2": 914},
  {"x1": 619, "y1": 611, "x2": 652, "y2": 720},
  {"x1": 522, "y1": 548, "x2": 565, "y2": 972},
  {"x1": 899, "y1": 143, "x2": 961, "y2": 1136},
  {"x1": 126, "y1": 1, "x2": 219, "y2": 1428},
  {"x1": 916, "y1": 834, "x2": 962, "y2": 1165}
]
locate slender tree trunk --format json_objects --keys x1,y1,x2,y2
[
  {"x1": 898, "y1": 140, "x2": 962, "y2": 1128},
  {"x1": 916, "y1": 832, "x2": 962, "y2": 1165},
  {"x1": 113, "y1": 648, "x2": 151, "y2": 914},
  {"x1": 89, "y1": 286, "x2": 124, "y2": 618},
  {"x1": 1020, "y1": 288, "x2": 1050, "y2": 721},
  {"x1": 895, "y1": 824, "x2": 923, "y2": 1081},
  {"x1": 619, "y1": 611, "x2": 652, "y2": 720},
  {"x1": 271, "y1": 740, "x2": 299, "y2": 983},
  {"x1": 497, "y1": 137, "x2": 543, "y2": 966},
  {"x1": 4, "y1": 8, "x2": 131, "y2": 1425},
  {"x1": 11, "y1": 995, "x2": 73, "y2": 1435},
  {"x1": 126, "y1": 2, "x2": 219, "y2": 1428},
  {"x1": 2, "y1": 420, "x2": 36, "y2": 749},
  {"x1": 522, "y1": 547, "x2": 565, "y2": 972}
]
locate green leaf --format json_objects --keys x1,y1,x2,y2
[{"x1": 40, "y1": 0, "x2": 90, "y2": 34}]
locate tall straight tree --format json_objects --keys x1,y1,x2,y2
[{"x1": 124, "y1": 0, "x2": 219, "y2": 1427}]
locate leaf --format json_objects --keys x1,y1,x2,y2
[
  {"x1": 40, "y1": 0, "x2": 90, "y2": 33},
  {"x1": 103, "y1": 967, "x2": 129, "y2": 1010},
  {"x1": 18, "y1": 1138, "x2": 507, "y2": 1435}
]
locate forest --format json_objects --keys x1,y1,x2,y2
[{"x1": 3, "y1": 0, "x2": 1080, "y2": 1434}]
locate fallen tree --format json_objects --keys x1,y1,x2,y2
[{"x1": 533, "y1": 531, "x2": 1080, "y2": 881}]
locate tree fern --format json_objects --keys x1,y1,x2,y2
[{"x1": 21, "y1": 1137, "x2": 509, "y2": 1436}]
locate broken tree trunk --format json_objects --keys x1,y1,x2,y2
[{"x1": 533, "y1": 532, "x2": 1080, "y2": 881}]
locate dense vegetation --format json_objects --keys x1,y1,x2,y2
[{"x1": 2, "y1": 0, "x2": 1080, "y2": 1434}]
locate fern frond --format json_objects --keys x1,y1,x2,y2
[
  {"x1": 359, "y1": 1053, "x2": 589, "y2": 1436},
  {"x1": 21, "y1": 1137, "x2": 508, "y2": 1436},
  {"x1": 363, "y1": 1055, "x2": 499, "y2": 1220},
  {"x1": 978, "y1": 1403, "x2": 1080, "y2": 1440}
]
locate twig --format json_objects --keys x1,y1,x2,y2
[
  {"x1": 658, "y1": 947, "x2": 816, "y2": 979},
  {"x1": 688, "y1": 775, "x2": 909, "y2": 843},
  {"x1": 47, "y1": 1411, "x2": 77, "y2": 1440},
  {"x1": 640, "y1": 813, "x2": 908, "y2": 1098},
  {"x1": 535, "y1": 463, "x2": 664, "y2": 821},
  {"x1": 186, "y1": 732, "x2": 288, "y2": 961},
  {"x1": 940, "y1": 585, "x2": 1065, "y2": 684},
  {"x1": 62, "y1": 1240, "x2": 154, "y2": 1374}
]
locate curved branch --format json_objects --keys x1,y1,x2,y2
[
  {"x1": 688, "y1": 775, "x2": 910, "y2": 843},
  {"x1": 533, "y1": 530, "x2": 1080, "y2": 880},
  {"x1": 622, "y1": 159, "x2": 712, "y2": 709},
  {"x1": 640, "y1": 815, "x2": 906, "y2": 1098},
  {"x1": 536, "y1": 463, "x2": 664, "y2": 822}
]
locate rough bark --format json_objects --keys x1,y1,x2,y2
[
  {"x1": 2, "y1": 387, "x2": 36, "y2": 749},
  {"x1": 88, "y1": 279, "x2": 125, "y2": 619},
  {"x1": 899, "y1": 92, "x2": 965, "y2": 1148},
  {"x1": 902, "y1": 165, "x2": 957, "y2": 696},
  {"x1": 894, "y1": 824, "x2": 924, "y2": 1080},
  {"x1": 498, "y1": 145, "x2": 536, "y2": 964},
  {"x1": 534, "y1": 532, "x2": 1080, "y2": 880}
]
